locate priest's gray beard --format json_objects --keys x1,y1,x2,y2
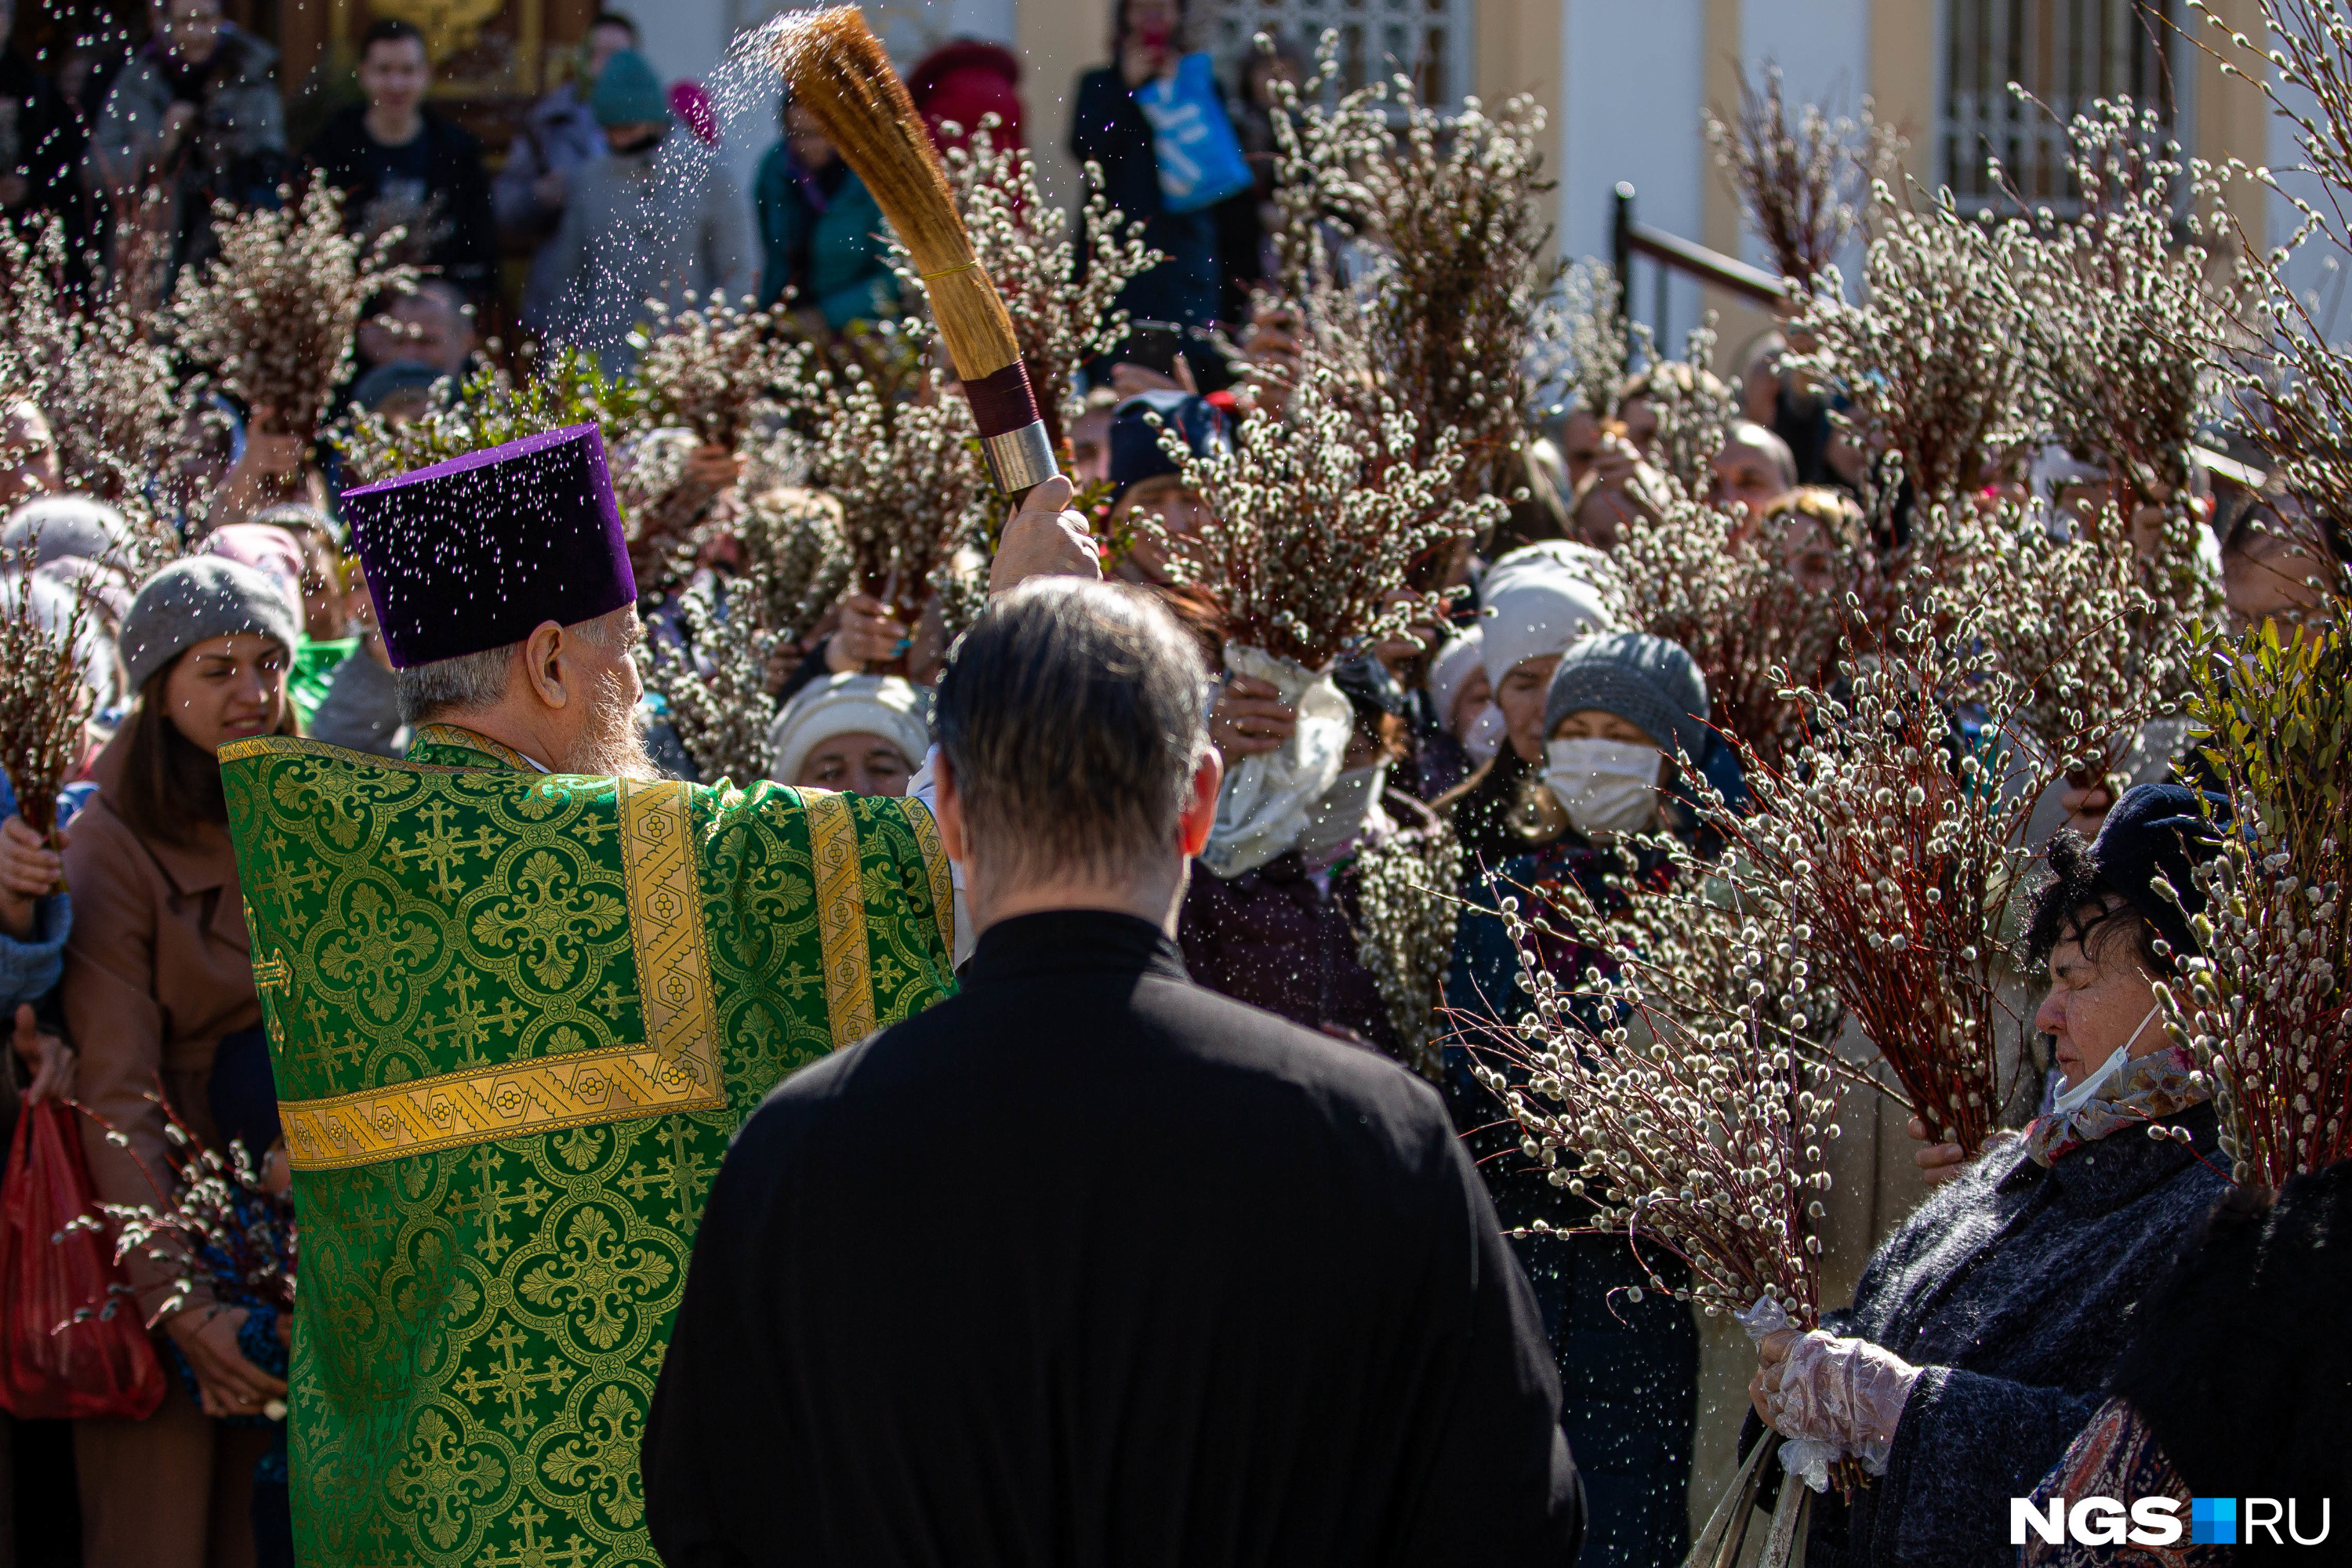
[{"x1": 561, "y1": 668, "x2": 665, "y2": 781}]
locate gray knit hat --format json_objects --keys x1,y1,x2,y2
[
  {"x1": 1544, "y1": 630, "x2": 1709, "y2": 760},
  {"x1": 119, "y1": 556, "x2": 300, "y2": 695}
]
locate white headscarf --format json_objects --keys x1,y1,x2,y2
[{"x1": 766, "y1": 673, "x2": 931, "y2": 786}]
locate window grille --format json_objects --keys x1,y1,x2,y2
[
  {"x1": 1940, "y1": 0, "x2": 2181, "y2": 212},
  {"x1": 1205, "y1": 0, "x2": 1472, "y2": 107}
]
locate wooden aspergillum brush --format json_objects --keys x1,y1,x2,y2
[{"x1": 768, "y1": 6, "x2": 1061, "y2": 497}]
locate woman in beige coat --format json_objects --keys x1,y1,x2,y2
[{"x1": 64, "y1": 558, "x2": 299, "y2": 1568}]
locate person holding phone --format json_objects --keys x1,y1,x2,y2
[{"x1": 1068, "y1": 0, "x2": 1224, "y2": 383}]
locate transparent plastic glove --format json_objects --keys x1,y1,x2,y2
[
  {"x1": 1737, "y1": 1298, "x2": 1842, "y2": 1492},
  {"x1": 1768, "y1": 1330, "x2": 1919, "y2": 1479}
]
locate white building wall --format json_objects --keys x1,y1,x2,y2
[
  {"x1": 1561, "y1": 0, "x2": 1708, "y2": 345},
  {"x1": 2269, "y1": 69, "x2": 2352, "y2": 345},
  {"x1": 1735, "y1": 0, "x2": 1871, "y2": 281}
]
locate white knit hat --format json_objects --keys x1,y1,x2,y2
[
  {"x1": 1428, "y1": 628, "x2": 1486, "y2": 730},
  {"x1": 765, "y1": 673, "x2": 931, "y2": 786},
  {"x1": 1479, "y1": 541, "x2": 1622, "y2": 684}
]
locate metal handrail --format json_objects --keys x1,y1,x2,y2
[{"x1": 1610, "y1": 182, "x2": 1791, "y2": 311}]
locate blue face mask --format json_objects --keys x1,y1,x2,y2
[{"x1": 2050, "y1": 1002, "x2": 2161, "y2": 1113}]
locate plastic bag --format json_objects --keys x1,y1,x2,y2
[
  {"x1": 1199, "y1": 644, "x2": 1352, "y2": 878},
  {"x1": 1134, "y1": 54, "x2": 1254, "y2": 213},
  {"x1": 0, "y1": 1099, "x2": 165, "y2": 1421}
]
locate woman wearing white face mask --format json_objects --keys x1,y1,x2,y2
[
  {"x1": 1439, "y1": 628, "x2": 1724, "y2": 1568},
  {"x1": 1437, "y1": 543, "x2": 1621, "y2": 867},
  {"x1": 1744, "y1": 786, "x2": 2232, "y2": 1568},
  {"x1": 1178, "y1": 654, "x2": 1434, "y2": 1057},
  {"x1": 1537, "y1": 631, "x2": 1716, "y2": 841}
]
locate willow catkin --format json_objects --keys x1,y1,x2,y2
[
  {"x1": 170, "y1": 183, "x2": 412, "y2": 445},
  {"x1": 1159, "y1": 351, "x2": 1503, "y2": 672},
  {"x1": 0, "y1": 557, "x2": 100, "y2": 840}
]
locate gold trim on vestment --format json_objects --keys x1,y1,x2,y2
[
  {"x1": 278, "y1": 1040, "x2": 727, "y2": 1171},
  {"x1": 268, "y1": 756, "x2": 729, "y2": 1172},
  {"x1": 220, "y1": 734, "x2": 470, "y2": 774},
  {"x1": 802, "y1": 789, "x2": 877, "y2": 1046},
  {"x1": 616, "y1": 778, "x2": 721, "y2": 1084},
  {"x1": 410, "y1": 723, "x2": 543, "y2": 771},
  {"x1": 904, "y1": 798, "x2": 955, "y2": 962}
]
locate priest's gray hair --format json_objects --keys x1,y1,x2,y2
[
  {"x1": 393, "y1": 606, "x2": 634, "y2": 725},
  {"x1": 935, "y1": 579, "x2": 1210, "y2": 887}
]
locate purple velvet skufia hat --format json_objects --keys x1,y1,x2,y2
[{"x1": 343, "y1": 423, "x2": 636, "y2": 670}]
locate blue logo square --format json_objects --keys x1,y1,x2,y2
[{"x1": 2191, "y1": 1497, "x2": 2238, "y2": 1545}]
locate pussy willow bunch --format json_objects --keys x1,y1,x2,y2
[
  {"x1": 1614, "y1": 477, "x2": 1861, "y2": 768},
  {"x1": 1527, "y1": 263, "x2": 1630, "y2": 430},
  {"x1": 630, "y1": 290, "x2": 804, "y2": 452},
  {"x1": 0, "y1": 217, "x2": 184, "y2": 539},
  {"x1": 1162, "y1": 358, "x2": 1503, "y2": 671},
  {"x1": 2009, "y1": 99, "x2": 2249, "y2": 621},
  {"x1": 1790, "y1": 190, "x2": 2038, "y2": 525},
  {"x1": 2190, "y1": 0, "x2": 2352, "y2": 584},
  {"x1": 80, "y1": 1096, "x2": 296, "y2": 1329},
  {"x1": 1706, "y1": 64, "x2": 1904, "y2": 291},
  {"x1": 1702, "y1": 603, "x2": 2096, "y2": 1150},
  {"x1": 1261, "y1": 38, "x2": 1556, "y2": 498},
  {"x1": 171, "y1": 182, "x2": 413, "y2": 445},
  {"x1": 640, "y1": 486, "x2": 848, "y2": 782},
  {"x1": 0, "y1": 556, "x2": 100, "y2": 838},
  {"x1": 1911, "y1": 500, "x2": 2169, "y2": 779},
  {"x1": 1465, "y1": 848, "x2": 1847, "y2": 1324},
  {"x1": 1356, "y1": 87, "x2": 1557, "y2": 498},
  {"x1": 637, "y1": 573, "x2": 786, "y2": 786},
  {"x1": 717, "y1": 485, "x2": 850, "y2": 647},
  {"x1": 1621, "y1": 328, "x2": 1737, "y2": 503},
  {"x1": 800, "y1": 364, "x2": 989, "y2": 612},
  {"x1": 2161, "y1": 618, "x2": 2352, "y2": 1186},
  {"x1": 1261, "y1": 38, "x2": 1381, "y2": 299},
  {"x1": 333, "y1": 343, "x2": 642, "y2": 487},
  {"x1": 1352, "y1": 818, "x2": 1463, "y2": 1080},
  {"x1": 937, "y1": 122, "x2": 1159, "y2": 435}
]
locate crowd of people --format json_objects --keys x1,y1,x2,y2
[
  {"x1": 2, "y1": 0, "x2": 1287, "y2": 392},
  {"x1": 0, "y1": 0, "x2": 2347, "y2": 1566}
]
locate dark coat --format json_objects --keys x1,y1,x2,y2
[
  {"x1": 1, "y1": 49, "x2": 89, "y2": 230},
  {"x1": 644, "y1": 909, "x2": 1583, "y2": 1566},
  {"x1": 1785, "y1": 1102, "x2": 2232, "y2": 1568},
  {"x1": 1174, "y1": 791, "x2": 1437, "y2": 1054},
  {"x1": 2107, "y1": 1160, "x2": 2352, "y2": 1551},
  {"x1": 305, "y1": 104, "x2": 496, "y2": 295},
  {"x1": 751, "y1": 145, "x2": 895, "y2": 325},
  {"x1": 1067, "y1": 66, "x2": 1218, "y2": 335}
]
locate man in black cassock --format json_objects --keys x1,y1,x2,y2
[{"x1": 644, "y1": 579, "x2": 1582, "y2": 1566}]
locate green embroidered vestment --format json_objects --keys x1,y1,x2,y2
[{"x1": 221, "y1": 725, "x2": 956, "y2": 1567}]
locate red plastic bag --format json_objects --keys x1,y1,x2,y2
[{"x1": 0, "y1": 1099, "x2": 165, "y2": 1420}]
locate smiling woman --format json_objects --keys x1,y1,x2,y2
[{"x1": 60, "y1": 556, "x2": 299, "y2": 1568}]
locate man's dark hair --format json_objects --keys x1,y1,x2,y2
[
  {"x1": 361, "y1": 16, "x2": 426, "y2": 55},
  {"x1": 935, "y1": 579, "x2": 1208, "y2": 887},
  {"x1": 590, "y1": 10, "x2": 641, "y2": 41},
  {"x1": 2024, "y1": 829, "x2": 2169, "y2": 977}
]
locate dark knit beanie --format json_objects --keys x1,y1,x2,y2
[
  {"x1": 1543, "y1": 631, "x2": 1709, "y2": 760},
  {"x1": 2089, "y1": 782, "x2": 2227, "y2": 961}
]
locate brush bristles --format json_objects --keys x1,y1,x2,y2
[{"x1": 768, "y1": 7, "x2": 1022, "y2": 382}]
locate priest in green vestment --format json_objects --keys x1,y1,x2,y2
[{"x1": 221, "y1": 424, "x2": 1098, "y2": 1566}]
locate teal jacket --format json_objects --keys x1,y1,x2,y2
[{"x1": 753, "y1": 145, "x2": 898, "y2": 328}]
